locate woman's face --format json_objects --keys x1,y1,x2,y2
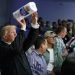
[{"x1": 47, "y1": 36, "x2": 55, "y2": 45}]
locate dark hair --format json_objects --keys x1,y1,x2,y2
[
  {"x1": 56, "y1": 26, "x2": 66, "y2": 34},
  {"x1": 61, "y1": 53, "x2": 75, "y2": 75},
  {"x1": 34, "y1": 36, "x2": 46, "y2": 49}
]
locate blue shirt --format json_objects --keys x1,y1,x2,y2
[{"x1": 26, "y1": 50, "x2": 47, "y2": 75}]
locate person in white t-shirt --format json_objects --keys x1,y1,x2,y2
[{"x1": 43, "y1": 30, "x2": 56, "y2": 75}]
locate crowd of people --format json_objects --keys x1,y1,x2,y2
[{"x1": 0, "y1": 11, "x2": 75, "y2": 75}]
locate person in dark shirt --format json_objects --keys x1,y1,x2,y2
[
  {"x1": 0, "y1": 12, "x2": 40, "y2": 75},
  {"x1": 61, "y1": 52, "x2": 75, "y2": 75}
]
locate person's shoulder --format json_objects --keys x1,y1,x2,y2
[
  {"x1": 61, "y1": 52, "x2": 75, "y2": 75},
  {"x1": 67, "y1": 52, "x2": 75, "y2": 61},
  {"x1": 61, "y1": 52, "x2": 75, "y2": 69}
]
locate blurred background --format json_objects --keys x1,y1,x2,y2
[{"x1": 1, "y1": 0, "x2": 75, "y2": 26}]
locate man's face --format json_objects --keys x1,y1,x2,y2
[
  {"x1": 61, "y1": 28, "x2": 67, "y2": 38},
  {"x1": 41, "y1": 39, "x2": 48, "y2": 53},
  {"x1": 62, "y1": 28, "x2": 67, "y2": 38},
  {"x1": 5, "y1": 28, "x2": 17, "y2": 42}
]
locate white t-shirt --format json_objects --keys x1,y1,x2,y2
[{"x1": 47, "y1": 48, "x2": 54, "y2": 71}]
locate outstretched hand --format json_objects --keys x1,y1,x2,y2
[
  {"x1": 31, "y1": 12, "x2": 38, "y2": 24},
  {"x1": 18, "y1": 19, "x2": 26, "y2": 27}
]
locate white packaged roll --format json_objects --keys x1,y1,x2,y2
[{"x1": 13, "y1": 2, "x2": 37, "y2": 21}]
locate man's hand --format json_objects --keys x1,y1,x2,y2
[
  {"x1": 31, "y1": 12, "x2": 38, "y2": 24},
  {"x1": 62, "y1": 49, "x2": 68, "y2": 58},
  {"x1": 17, "y1": 19, "x2": 26, "y2": 31},
  {"x1": 19, "y1": 19, "x2": 26, "y2": 27}
]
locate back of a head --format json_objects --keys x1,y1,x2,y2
[
  {"x1": 72, "y1": 22, "x2": 75, "y2": 36},
  {"x1": 61, "y1": 52, "x2": 75, "y2": 75},
  {"x1": 55, "y1": 26, "x2": 66, "y2": 34}
]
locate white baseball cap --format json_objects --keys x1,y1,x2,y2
[{"x1": 44, "y1": 31, "x2": 56, "y2": 38}]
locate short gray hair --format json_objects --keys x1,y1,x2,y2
[{"x1": 0, "y1": 25, "x2": 16, "y2": 38}]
